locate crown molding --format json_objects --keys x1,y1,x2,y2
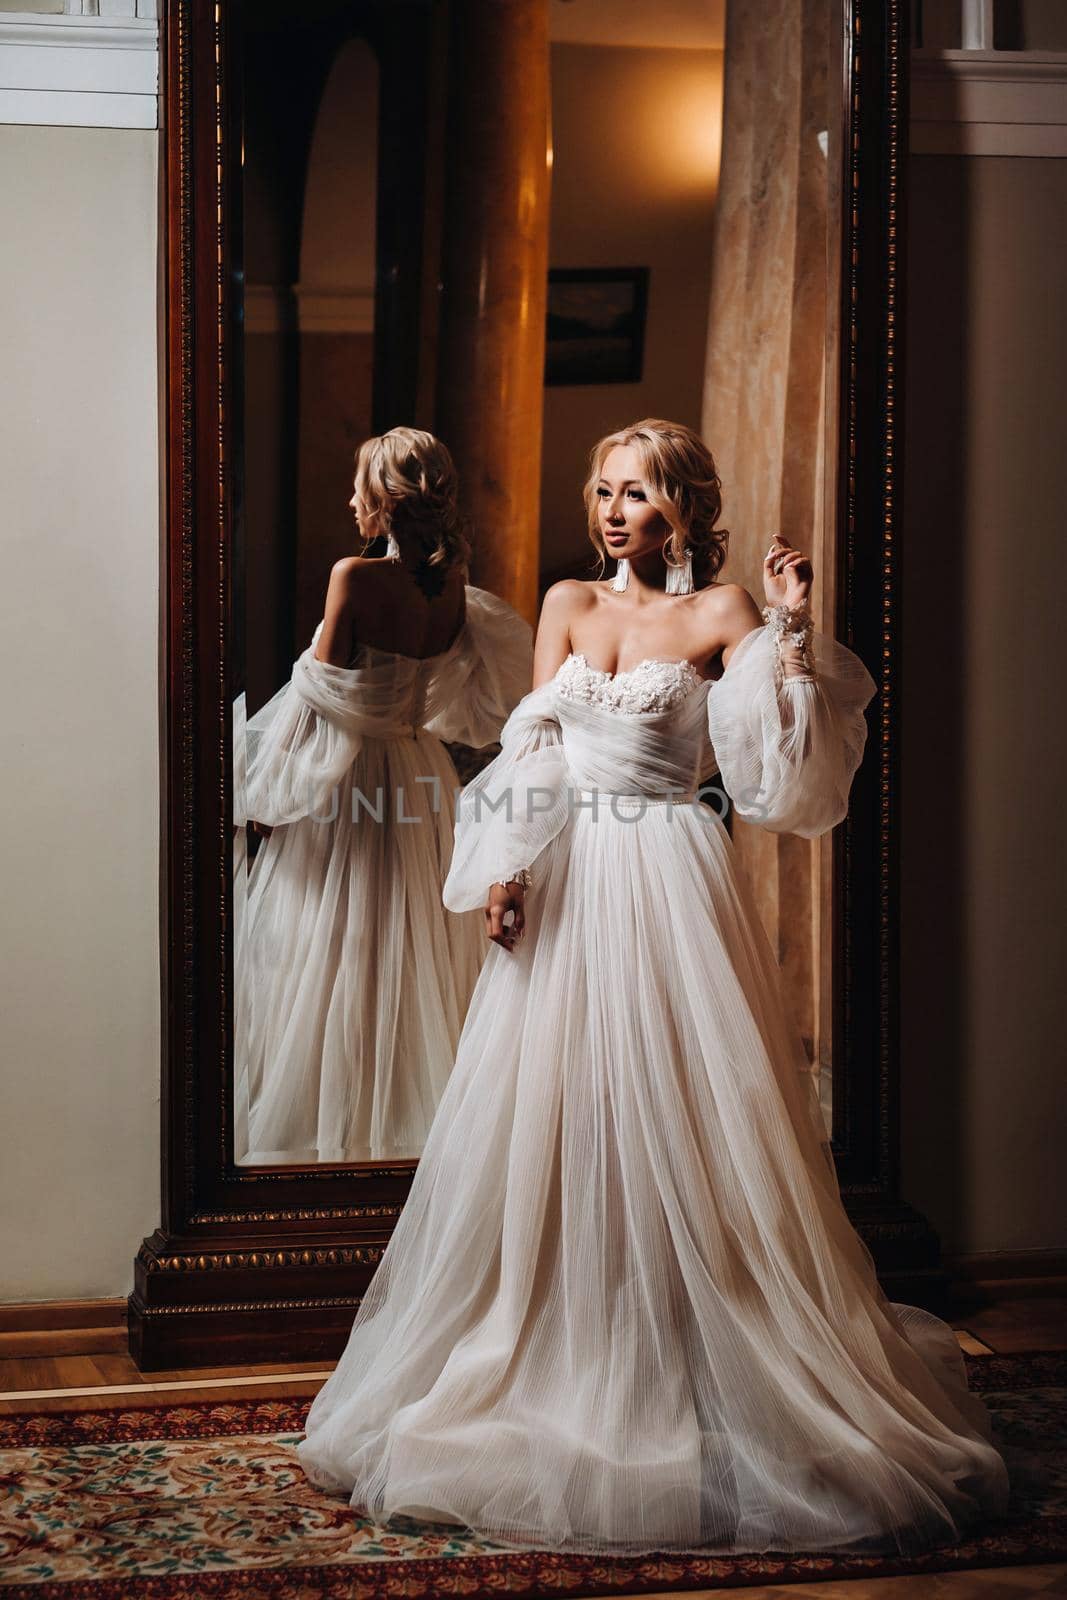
[
  {"x1": 911, "y1": 48, "x2": 1067, "y2": 156},
  {"x1": 912, "y1": 48, "x2": 1067, "y2": 83},
  {"x1": 0, "y1": 11, "x2": 158, "y2": 128}
]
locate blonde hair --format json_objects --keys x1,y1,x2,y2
[
  {"x1": 353, "y1": 427, "x2": 472, "y2": 575},
  {"x1": 583, "y1": 418, "x2": 729, "y2": 587}
]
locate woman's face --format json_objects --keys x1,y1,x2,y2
[{"x1": 595, "y1": 444, "x2": 670, "y2": 562}]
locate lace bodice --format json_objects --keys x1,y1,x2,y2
[
  {"x1": 444, "y1": 626, "x2": 878, "y2": 911},
  {"x1": 555, "y1": 652, "x2": 704, "y2": 715}
]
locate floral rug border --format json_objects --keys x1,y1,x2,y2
[
  {"x1": 2, "y1": 1350, "x2": 1064, "y2": 1598},
  {"x1": 3, "y1": 1523, "x2": 1067, "y2": 1600}
]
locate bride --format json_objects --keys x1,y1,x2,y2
[
  {"x1": 234, "y1": 428, "x2": 532, "y2": 1163},
  {"x1": 296, "y1": 419, "x2": 1010, "y2": 1553}
]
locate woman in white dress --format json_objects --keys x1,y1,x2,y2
[
  {"x1": 234, "y1": 428, "x2": 533, "y2": 1163},
  {"x1": 296, "y1": 419, "x2": 1010, "y2": 1552}
]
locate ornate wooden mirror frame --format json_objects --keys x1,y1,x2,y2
[{"x1": 129, "y1": 0, "x2": 934, "y2": 1370}]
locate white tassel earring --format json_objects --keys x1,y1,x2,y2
[
  {"x1": 665, "y1": 545, "x2": 694, "y2": 595},
  {"x1": 385, "y1": 532, "x2": 401, "y2": 561},
  {"x1": 611, "y1": 558, "x2": 630, "y2": 592}
]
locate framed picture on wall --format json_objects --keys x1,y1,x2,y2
[{"x1": 545, "y1": 267, "x2": 649, "y2": 386}]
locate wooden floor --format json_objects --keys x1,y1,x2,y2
[{"x1": 2, "y1": 1285, "x2": 1065, "y2": 1598}]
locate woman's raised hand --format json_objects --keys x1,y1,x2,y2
[
  {"x1": 763, "y1": 534, "x2": 813, "y2": 610},
  {"x1": 485, "y1": 882, "x2": 526, "y2": 952}
]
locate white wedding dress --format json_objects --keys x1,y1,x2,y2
[
  {"x1": 296, "y1": 619, "x2": 1011, "y2": 1554},
  {"x1": 233, "y1": 584, "x2": 532, "y2": 1163}
]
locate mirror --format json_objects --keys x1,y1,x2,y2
[
  {"x1": 231, "y1": 1, "x2": 526, "y2": 1165},
  {"x1": 136, "y1": 0, "x2": 919, "y2": 1370},
  {"x1": 229, "y1": 0, "x2": 843, "y2": 1169}
]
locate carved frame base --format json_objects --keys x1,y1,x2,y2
[
  {"x1": 130, "y1": 1193, "x2": 948, "y2": 1371},
  {"x1": 130, "y1": 1227, "x2": 387, "y2": 1370}
]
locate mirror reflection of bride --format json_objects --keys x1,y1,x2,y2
[
  {"x1": 234, "y1": 429, "x2": 533, "y2": 1164},
  {"x1": 295, "y1": 420, "x2": 1010, "y2": 1554}
]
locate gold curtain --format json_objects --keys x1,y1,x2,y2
[{"x1": 701, "y1": 0, "x2": 841, "y2": 1099}]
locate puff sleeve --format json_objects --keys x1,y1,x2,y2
[
  {"x1": 441, "y1": 683, "x2": 571, "y2": 912},
  {"x1": 706, "y1": 618, "x2": 877, "y2": 837},
  {"x1": 241, "y1": 646, "x2": 374, "y2": 827}
]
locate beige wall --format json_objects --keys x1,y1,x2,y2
[
  {"x1": 0, "y1": 126, "x2": 160, "y2": 1300},
  {"x1": 901, "y1": 153, "x2": 1067, "y2": 1256},
  {"x1": 299, "y1": 36, "x2": 378, "y2": 302},
  {"x1": 294, "y1": 37, "x2": 378, "y2": 657},
  {"x1": 540, "y1": 43, "x2": 722, "y2": 576}
]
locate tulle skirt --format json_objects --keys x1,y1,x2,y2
[
  {"x1": 235, "y1": 731, "x2": 484, "y2": 1162},
  {"x1": 296, "y1": 794, "x2": 1010, "y2": 1553}
]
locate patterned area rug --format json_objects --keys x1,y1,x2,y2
[{"x1": 1, "y1": 1352, "x2": 1064, "y2": 1597}]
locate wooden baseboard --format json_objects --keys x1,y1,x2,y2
[
  {"x1": 3, "y1": 1250, "x2": 1063, "y2": 1346},
  {"x1": 0, "y1": 1299, "x2": 127, "y2": 1335}
]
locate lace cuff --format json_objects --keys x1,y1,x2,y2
[
  {"x1": 490, "y1": 868, "x2": 532, "y2": 894},
  {"x1": 707, "y1": 617, "x2": 876, "y2": 836},
  {"x1": 761, "y1": 600, "x2": 817, "y2": 687}
]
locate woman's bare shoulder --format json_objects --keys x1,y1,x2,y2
[
  {"x1": 540, "y1": 576, "x2": 603, "y2": 618},
  {"x1": 698, "y1": 579, "x2": 748, "y2": 603},
  {"x1": 693, "y1": 582, "x2": 764, "y2": 659},
  {"x1": 327, "y1": 553, "x2": 374, "y2": 590},
  {"x1": 698, "y1": 581, "x2": 761, "y2": 621}
]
